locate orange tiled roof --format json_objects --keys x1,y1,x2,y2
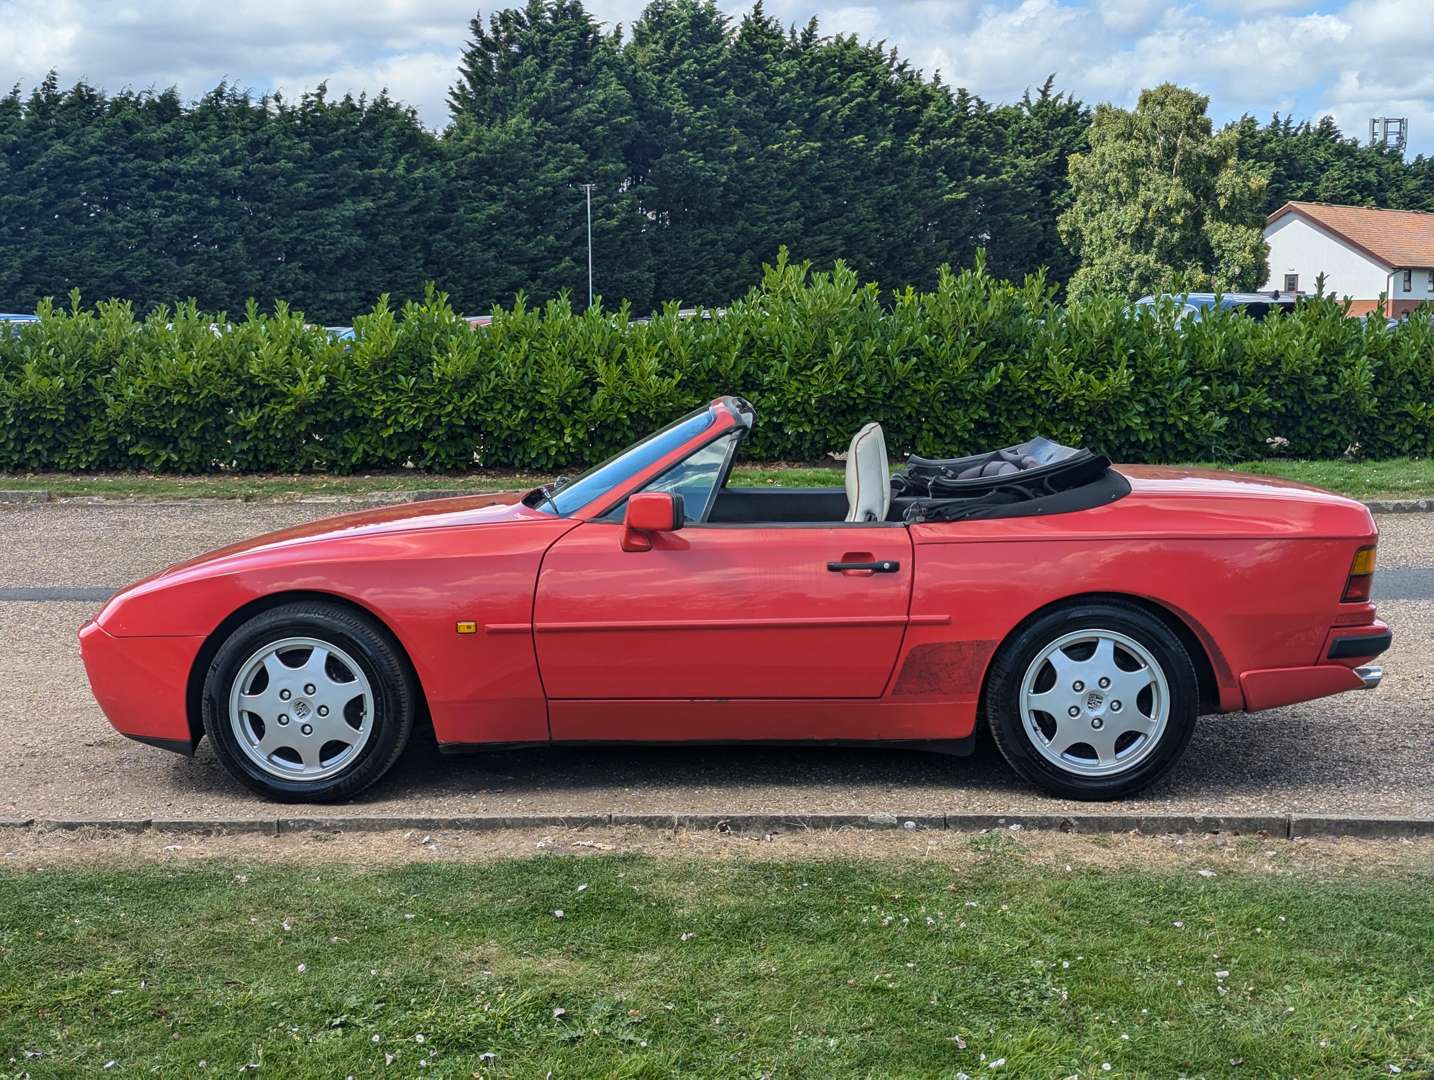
[{"x1": 1268, "y1": 201, "x2": 1434, "y2": 268}]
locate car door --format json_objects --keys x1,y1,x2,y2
[{"x1": 533, "y1": 520, "x2": 914, "y2": 736}]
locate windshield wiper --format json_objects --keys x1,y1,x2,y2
[{"x1": 537, "y1": 475, "x2": 571, "y2": 514}]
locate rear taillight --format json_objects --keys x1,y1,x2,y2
[{"x1": 1342, "y1": 545, "x2": 1376, "y2": 603}]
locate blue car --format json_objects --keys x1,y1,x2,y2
[{"x1": 1134, "y1": 292, "x2": 1299, "y2": 325}]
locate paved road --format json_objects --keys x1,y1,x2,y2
[{"x1": 2, "y1": 501, "x2": 1430, "y2": 821}]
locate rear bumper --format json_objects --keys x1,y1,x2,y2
[
  {"x1": 1327, "y1": 629, "x2": 1392, "y2": 660},
  {"x1": 1240, "y1": 619, "x2": 1391, "y2": 711},
  {"x1": 78, "y1": 620, "x2": 203, "y2": 751}
]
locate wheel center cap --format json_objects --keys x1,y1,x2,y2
[
  {"x1": 1085, "y1": 691, "x2": 1104, "y2": 711},
  {"x1": 293, "y1": 699, "x2": 312, "y2": 720}
]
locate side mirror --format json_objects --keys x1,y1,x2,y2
[{"x1": 622, "y1": 492, "x2": 684, "y2": 551}]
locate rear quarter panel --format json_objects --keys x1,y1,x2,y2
[{"x1": 905, "y1": 485, "x2": 1378, "y2": 713}]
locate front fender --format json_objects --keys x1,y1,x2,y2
[{"x1": 92, "y1": 519, "x2": 576, "y2": 746}]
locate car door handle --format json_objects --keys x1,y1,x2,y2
[{"x1": 827, "y1": 560, "x2": 900, "y2": 573}]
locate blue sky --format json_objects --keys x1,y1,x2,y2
[{"x1": 6, "y1": 0, "x2": 1432, "y2": 155}]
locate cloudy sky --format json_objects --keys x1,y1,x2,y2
[{"x1": 7, "y1": 0, "x2": 1433, "y2": 155}]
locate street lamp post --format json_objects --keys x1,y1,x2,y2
[{"x1": 580, "y1": 183, "x2": 595, "y2": 309}]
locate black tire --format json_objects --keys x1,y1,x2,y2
[
  {"x1": 984, "y1": 600, "x2": 1198, "y2": 800},
  {"x1": 201, "y1": 601, "x2": 416, "y2": 803}
]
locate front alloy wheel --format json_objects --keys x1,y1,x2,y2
[
  {"x1": 228, "y1": 636, "x2": 376, "y2": 782},
  {"x1": 202, "y1": 601, "x2": 416, "y2": 802},
  {"x1": 985, "y1": 601, "x2": 1198, "y2": 800}
]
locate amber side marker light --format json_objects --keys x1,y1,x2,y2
[
  {"x1": 1342, "y1": 546, "x2": 1376, "y2": 603},
  {"x1": 456, "y1": 621, "x2": 478, "y2": 635}
]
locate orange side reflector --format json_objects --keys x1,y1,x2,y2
[{"x1": 456, "y1": 621, "x2": 477, "y2": 635}]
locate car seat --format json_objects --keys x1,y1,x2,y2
[{"x1": 845, "y1": 422, "x2": 890, "y2": 522}]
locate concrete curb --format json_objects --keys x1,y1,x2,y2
[
  {"x1": 1362, "y1": 498, "x2": 1434, "y2": 514},
  {"x1": 35, "y1": 818, "x2": 152, "y2": 833},
  {"x1": 8, "y1": 812, "x2": 1433, "y2": 840},
  {"x1": 150, "y1": 819, "x2": 280, "y2": 836},
  {"x1": 1288, "y1": 814, "x2": 1434, "y2": 839}
]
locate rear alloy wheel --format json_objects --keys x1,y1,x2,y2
[
  {"x1": 202, "y1": 601, "x2": 416, "y2": 802},
  {"x1": 985, "y1": 602, "x2": 1198, "y2": 800}
]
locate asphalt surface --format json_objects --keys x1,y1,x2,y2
[{"x1": 1, "y1": 500, "x2": 1431, "y2": 821}]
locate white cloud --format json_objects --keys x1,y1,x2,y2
[
  {"x1": 1098, "y1": 0, "x2": 1168, "y2": 35},
  {"x1": 822, "y1": 5, "x2": 885, "y2": 38},
  {"x1": 276, "y1": 50, "x2": 458, "y2": 124}
]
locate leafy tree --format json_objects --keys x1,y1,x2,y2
[
  {"x1": 624, "y1": 0, "x2": 758, "y2": 304},
  {"x1": 448, "y1": 0, "x2": 652, "y2": 311},
  {"x1": 985, "y1": 76, "x2": 1089, "y2": 289},
  {"x1": 1230, "y1": 112, "x2": 1417, "y2": 214},
  {"x1": 623, "y1": 0, "x2": 1013, "y2": 304},
  {"x1": 0, "y1": 75, "x2": 449, "y2": 323},
  {"x1": 1059, "y1": 84, "x2": 1269, "y2": 301}
]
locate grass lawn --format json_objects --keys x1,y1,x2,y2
[
  {"x1": 3, "y1": 846, "x2": 1431, "y2": 1077},
  {"x1": 0, "y1": 457, "x2": 1431, "y2": 501}
]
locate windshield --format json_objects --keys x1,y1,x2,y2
[{"x1": 540, "y1": 406, "x2": 717, "y2": 515}]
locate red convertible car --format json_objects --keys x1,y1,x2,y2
[{"x1": 80, "y1": 396, "x2": 1390, "y2": 802}]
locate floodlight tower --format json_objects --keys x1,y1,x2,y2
[{"x1": 1369, "y1": 117, "x2": 1408, "y2": 153}]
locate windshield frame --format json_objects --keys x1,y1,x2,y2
[{"x1": 528, "y1": 397, "x2": 751, "y2": 520}]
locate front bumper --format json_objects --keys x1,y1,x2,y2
[{"x1": 78, "y1": 620, "x2": 204, "y2": 752}]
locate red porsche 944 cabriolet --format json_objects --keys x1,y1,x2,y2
[{"x1": 80, "y1": 396, "x2": 1391, "y2": 802}]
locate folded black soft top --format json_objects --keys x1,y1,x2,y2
[{"x1": 892, "y1": 437, "x2": 1129, "y2": 522}]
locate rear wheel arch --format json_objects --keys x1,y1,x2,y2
[
  {"x1": 979, "y1": 592, "x2": 1224, "y2": 716},
  {"x1": 980, "y1": 594, "x2": 1207, "y2": 799},
  {"x1": 185, "y1": 590, "x2": 429, "y2": 748}
]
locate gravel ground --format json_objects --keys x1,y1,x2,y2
[
  {"x1": 1, "y1": 501, "x2": 1430, "y2": 822},
  {"x1": 1371, "y1": 511, "x2": 1434, "y2": 569}
]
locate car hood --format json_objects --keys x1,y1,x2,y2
[{"x1": 156, "y1": 490, "x2": 541, "y2": 579}]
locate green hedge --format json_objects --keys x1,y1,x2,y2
[{"x1": 3, "y1": 252, "x2": 1432, "y2": 473}]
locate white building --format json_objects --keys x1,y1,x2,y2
[{"x1": 1262, "y1": 201, "x2": 1434, "y2": 318}]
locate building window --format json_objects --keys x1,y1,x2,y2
[
  {"x1": 1402, "y1": 269, "x2": 1413, "y2": 291},
  {"x1": 1427, "y1": 270, "x2": 1434, "y2": 293},
  {"x1": 1283, "y1": 273, "x2": 1299, "y2": 293}
]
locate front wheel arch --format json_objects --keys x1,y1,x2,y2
[{"x1": 185, "y1": 590, "x2": 429, "y2": 749}]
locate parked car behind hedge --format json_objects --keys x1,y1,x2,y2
[{"x1": 1134, "y1": 292, "x2": 1300, "y2": 325}]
